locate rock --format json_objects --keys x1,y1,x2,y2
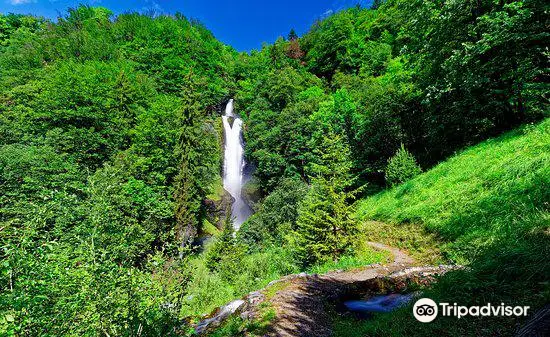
[
  {"x1": 204, "y1": 189, "x2": 234, "y2": 229},
  {"x1": 248, "y1": 291, "x2": 265, "y2": 305},
  {"x1": 194, "y1": 299, "x2": 245, "y2": 335},
  {"x1": 240, "y1": 311, "x2": 252, "y2": 320},
  {"x1": 193, "y1": 290, "x2": 267, "y2": 335},
  {"x1": 241, "y1": 177, "x2": 261, "y2": 211}
]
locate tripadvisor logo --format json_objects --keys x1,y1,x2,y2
[
  {"x1": 413, "y1": 298, "x2": 438, "y2": 322},
  {"x1": 413, "y1": 298, "x2": 530, "y2": 323}
]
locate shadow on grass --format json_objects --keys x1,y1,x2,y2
[
  {"x1": 266, "y1": 267, "x2": 442, "y2": 337},
  {"x1": 330, "y1": 231, "x2": 550, "y2": 337}
]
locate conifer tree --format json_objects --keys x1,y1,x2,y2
[
  {"x1": 371, "y1": 0, "x2": 383, "y2": 10},
  {"x1": 288, "y1": 28, "x2": 298, "y2": 41},
  {"x1": 173, "y1": 75, "x2": 219, "y2": 255},
  {"x1": 385, "y1": 143, "x2": 422, "y2": 186},
  {"x1": 292, "y1": 133, "x2": 359, "y2": 266}
]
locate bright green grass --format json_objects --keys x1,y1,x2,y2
[
  {"x1": 339, "y1": 120, "x2": 550, "y2": 336},
  {"x1": 357, "y1": 119, "x2": 549, "y2": 264},
  {"x1": 307, "y1": 240, "x2": 389, "y2": 275}
]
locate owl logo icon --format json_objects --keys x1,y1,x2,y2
[{"x1": 413, "y1": 298, "x2": 438, "y2": 323}]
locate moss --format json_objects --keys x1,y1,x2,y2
[
  {"x1": 263, "y1": 281, "x2": 289, "y2": 300},
  {"x1": 207, "y1": 175, "x2": 225, "y2": 203},
  {"x1": 202, "y1": 219, "x2": 220, "y2": 236}
]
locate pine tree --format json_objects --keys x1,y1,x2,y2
[
  {"x1": 173, "y1": 94, "x2": 201, "y2": 254},
  {"x1": 173, "y1": 75, "x2": 219, "y2": 255},
  {"x1": 288, "y1": 28, "x2": 298, "y2": 41},
  {"x1": 385, "y1": 143, "x2": 422, "y2": 186},
  {"x1": 371, "y1": 0, "x2": 383, "y2": 10},
  {"x1": 292, "y1": 133, "x2": 360, "y2": 266}
]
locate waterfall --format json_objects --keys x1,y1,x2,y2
[{"x1": 222, "y1": 99, "x2": 252, "y2": 229}]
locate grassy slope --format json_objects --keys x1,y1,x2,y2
[{"x1": 336, "y1": 119, "x2": 550, "y2": 336}]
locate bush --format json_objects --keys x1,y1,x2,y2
[
  {"x1": 385, "y1": 144, "x2": 421, "y2": 186},
  {"x1": 238, "y1": 178, "x2": 307, "y2": 249}
]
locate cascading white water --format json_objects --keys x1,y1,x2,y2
[{"x1": 222, "y1": 99, "x2": 252, "y2": 229}]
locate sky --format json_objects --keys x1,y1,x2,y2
[{"x1": 0, "y1": 0, "x2": 371, "y2": 51}]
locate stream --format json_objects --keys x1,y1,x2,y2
[{"x1": 343, "y1": 293, "x2": 414, "y2": 319}]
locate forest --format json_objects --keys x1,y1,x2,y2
[{"x1": 0, "y1": 0, "x2": 548, "y2": 336}]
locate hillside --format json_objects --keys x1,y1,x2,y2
[{"x1": 346, "y1": 119, "x2": 550, "y2": 336}]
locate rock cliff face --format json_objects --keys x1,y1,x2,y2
[{"x1": 204, "y1": 189, "x2": 234, "y2": 229}]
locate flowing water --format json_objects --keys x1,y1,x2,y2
[
  {"x1": 222, "y1": 99, "x2": 252, "y2": 229},
  {"x1": 343, "y1": 293, "x2": 414, "y2": 319}
]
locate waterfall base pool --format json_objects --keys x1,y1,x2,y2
[{"x1": 342, "y1": 293, "x2": 414, "y2": 319}]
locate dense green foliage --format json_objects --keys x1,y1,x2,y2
[
  {"x1": 238, "y1": 178, "x2": 307, "y2": 248},
  {"x1": 0, "y1": 7, "x2": 233, "y2": 336},
  {"x1": 1, "y1": 0, "x2": 548, "y2": 335},
  {"x1": 290, "y1": 134, "x2": 359, "y2": 266},
  {"x1": 237, "y1": 0, "x2": 547, "y2": 189}
]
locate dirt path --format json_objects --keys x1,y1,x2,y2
[
  {"x1": 367, "y1": 241, "x2": 415, "y2": 265},
  {"x1": 265, "y1": 242, "x2": 417, "y2": 337},
  {"x1": 194, "y1": 242, "x2": 459, "y2": 336}
]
